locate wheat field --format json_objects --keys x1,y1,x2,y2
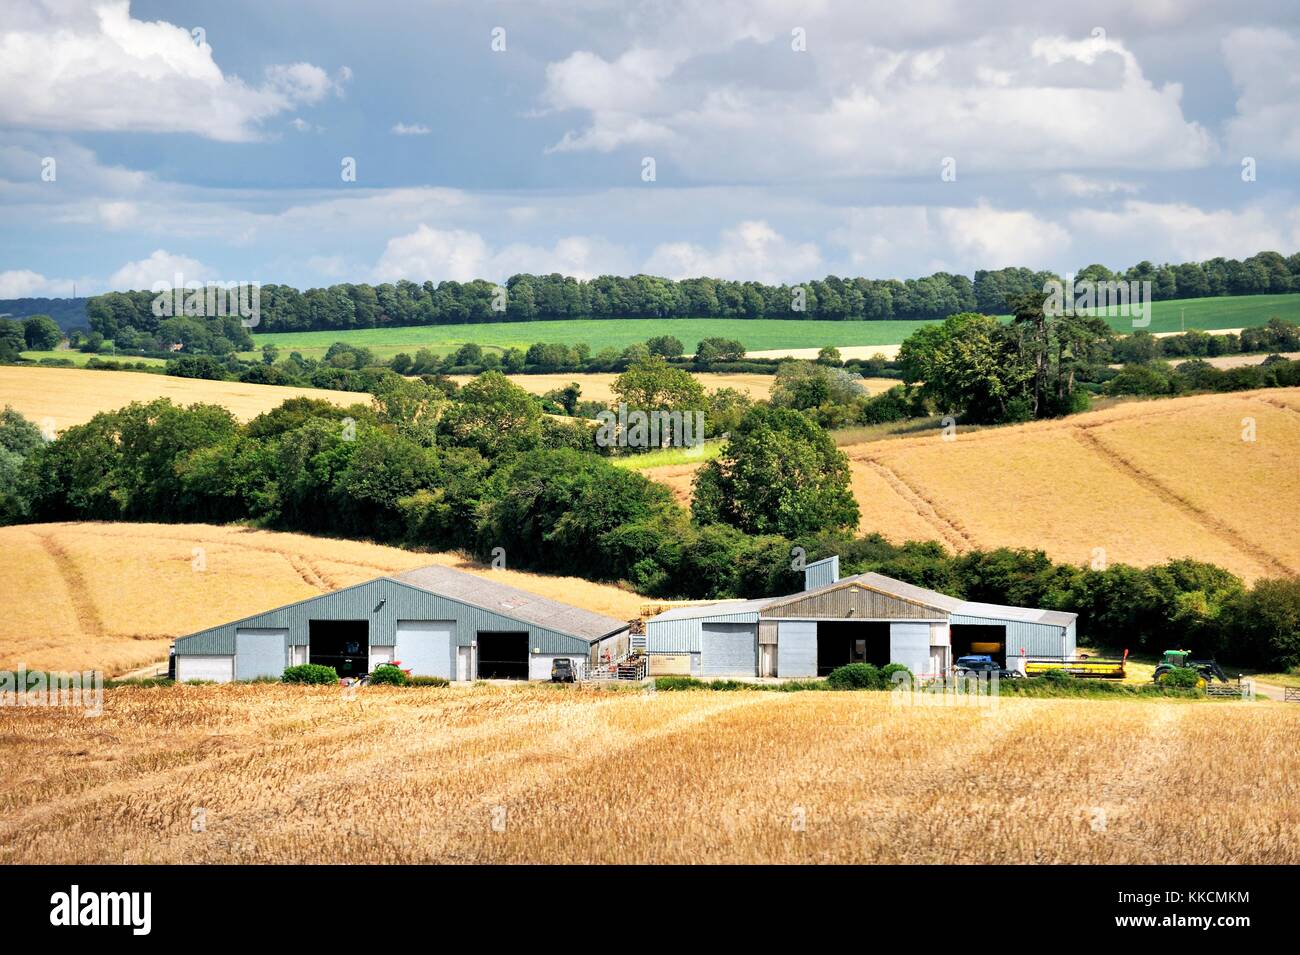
[
  {"x1": 445, "y1": 371, "x2": 900, "y2": 404},
  {"x1": 0, "y1": 685, "x2": 1294, "y2": 864},
  {"x1": 0, "y1": 366, "x2": 371, "y2": 431},
  {"x1": 448, "y1": 371, "x2": 778, "y2": 403},
  {"x1": 0, "y1": 523, "x2": 644, "y2": 676},
  {"x1": 646, "y1": 388, "x2": 1300, "y2": 583}
]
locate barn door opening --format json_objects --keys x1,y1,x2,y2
[
  {"x1": 949, "y1": 624, "x2": 1007, "y2": 666},
  {"x1": 309, "y1": 620, "x2": 370, "y2": 678},
  {"x1": 816, "y1": 621, "x2": 889, "y2": 675},
  {"x1": 476, "y1": 631, "x2": 529, "y2": 680}
]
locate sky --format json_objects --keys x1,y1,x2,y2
[{"x1": 1, "y1": 0, "x2": 1299, "y2": 297}]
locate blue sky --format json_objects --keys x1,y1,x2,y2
[{"x1": 2, "y1": 0, "x2": 1299, "y2": 296}]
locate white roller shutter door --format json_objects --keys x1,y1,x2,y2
[
  {"x1": 395, "y1": 621, "x2": 453, "y2": 678},
  {"x1": 176, "y1": 655, "x2": 234, "y2": 683}
]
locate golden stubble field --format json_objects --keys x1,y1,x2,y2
[
  {"x1": 1, "y1": 685, "x2": 1295, "y2": 864},
  {"x1": 0, "y1": 523, "x2": 644, "y2": 676},
  {"x1": 646, "y1": 388, "x2": 1300, "y2": 583},
  {"x1": 0, "y1": 366, "x2": 371, "y2": 431},
  {"x1": 446, "y1": 371, "x2": 901, "y2": 404}
]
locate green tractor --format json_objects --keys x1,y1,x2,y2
[{"x1": 1152, "y1": 649, "x2": 1228, "y2": 686}]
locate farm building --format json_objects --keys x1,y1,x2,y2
[
  {"x1": 644, "y1": 557, "x2": 1077, "y2": 678},
  {"x1": 172, "y1": 564, "x2": 630, "y2": 683}
]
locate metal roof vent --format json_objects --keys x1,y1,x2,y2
[{"x1": 803, "y1": 555, "x2": 840, "y2": 591}]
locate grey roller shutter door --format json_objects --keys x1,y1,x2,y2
[
  {"x1": 889, "y1": 622, "x2": 930, "y2": 674},
  {"x1": 776, "y1": 621, "x2": 817, "y2": 677},
  {"x1": 235, "y1": 628, "x2": 287, "y2": 680},
  {"x1": 699, "y1": 623, "x2": 757, "y2": 677}
]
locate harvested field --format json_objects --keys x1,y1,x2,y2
[
  {"x1": 1173, "y1": 350, "x2": 1300, "y2": 369},
  {"x1": 643, "y1": 388, "x2": 1300, "y2": 582},
  {"x1": 0, "y1": 686, "x2": 1294, "y2": 864},
  {"x1": 447, "y1": 371, "x2": 900, "y2": 404},
  {"x1": 0, "y1": 523, "x2": 643, "y2": 676},
  {"x1": 449, "y1": 371, "x2": 777, "y2": 403},
  {"x1": 0, "y1": 366, "x2": 370, "y2": 432}
]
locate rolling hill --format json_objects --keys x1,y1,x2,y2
[
  {"x1": 0, "y1": 365, "x2": 372, "y2": 432},
  {"x1": 644, "y1": 388, "x2": 1300, "y2": 584},
  {"x1": 237, "y1": 292, "x2": 1300, "y2": 361},
  {"x1": 0, "y1": 522, "x2": 645, "y2": 675}
]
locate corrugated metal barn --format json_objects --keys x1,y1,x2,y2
[
  {"x1": 645, "y1": 557, "x2": 1076, "y2": 678},
  {"x1": 172, "y1": 564, "x2": 629, "y2": 683}
]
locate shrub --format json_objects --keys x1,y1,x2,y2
[
  {"x1": 369, "y1": 664, "x2": 408, "y2": 686},
  {"x1": 880, "y1": 663, "x2": 914, "y2": 686},
  {"x1": 1039, "y1": 667, "x2": 1075, "y2": 684},
  {"x1": 1105, "y1": 363, "x2": 1173, "y2": 396},
  {"x1": 999, "y1": 679, "x2": 1197, "y2": 699},
  {"x1": 706, "y1": 679, "x2": 751, "y2": 690},
  {"x1": 407, "y1": 675, "x2": 450, "y2": 687},
  {"x1": 281, "y1": 663, "x2": 339, "y2": 685},
  {"x1": 1159, "y1": 666, "x2": 1203, "y2": 689},
  {"x1": 654, "y1": 676, "x2": 705, "y2": 691},
  {"x1": 826, "y1": 662, "x2": 883, "y2": 690},
  {"x1": 104, "y1": 677, "x2": 174, "y2": 688},
  {"x1": 776, "y1": 680, "x2": 831, "y2": 692}
]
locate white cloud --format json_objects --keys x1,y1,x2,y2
[
  {"x1": 1223, "y1": 27, "x2": 1300, "y2": 160},
  {"x1": 644, "y1": 221, "x2": 821, "y2": 282},
  {"x1": 97, "y1": 201, "x2": 139, "y2": 230},
  {"x1": 830, "y1": 203, "x2": 1072, "y2": 275},
  {"x1": 0, "y1": 269, "x2": 65, "y2": 298},
  {"x1": 373, "y1": 225, "x2": 630, "y2": 283},
  {"x1": 373, "y1": 226, "x2": 489, "y2": 282},
  {"x1": 391, "y1": 122, "x2": 432, "y2": 136},
  {"x1": 542, "y1": 29, "x2": 1215, "y2": 177},
  {"x1": 1079, "y1": 200, "x2": 1300, "y2": 263},
  {"x1": 108, "y1": 250, "x2": 212, "y2": 291},
  {"x1": 936, "y1": 203, "x2": 1072, "y2": 268},
  {"x1": 0, "y1": 1, "x2": 344, "y2": 141},
  {"x1": 264, "y1": 62, "x2": 347, "y2": 104},
  {"x1": 1048, "y1": 174, "x2": 1140, "y2": 198}
]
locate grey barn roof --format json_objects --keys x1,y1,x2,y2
[
  {"x1": 392, "y1": 564, "x2": 629, "y2": 642},
  {"x1": 647, "y1": 596, "x2": 778, "y2": 622},
  {"x1": 645, "y1": 570, "x2": 1076, "y2": 628},
  {"x1": 952, "y1": 600, "x2": 1077, "y2": 627}
]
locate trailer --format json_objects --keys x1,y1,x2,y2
[{"x1": 1022, "y1": 649, "x2": 1128, "y2": 680}]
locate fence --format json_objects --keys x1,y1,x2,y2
[{"x1": 579, "y1": 653, "x2": 648, "y2": 683}]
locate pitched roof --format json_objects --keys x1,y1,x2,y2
[
  {"x1": 951, "y1": 600, "x2": 1077, "y2": 627},
  {"x1": 852, "y1": 572, "x2": 968, "y2": 613},
  {"x1": 645, "y1": 596, "x2": 777, "y2": 622},
  {"x1": 391, "y1": 564, "x2": 629, "y2": 642},
  {"x1": 644, "y1": 570, "x2": 1075, "y2": 628}
]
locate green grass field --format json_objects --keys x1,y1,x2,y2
[
  {"x1": 1082, "y1": 291, "x2": 1300, "y2": 335},
  {"x1": 241, "y1": 318, "x2": 934, "y2": 361},
  {"x1": 20, "y1": 350, "x2": 167, "y2": 367},
  {"x1": 229, "y1": 291, "x2": 1300, "y2": 361},
  {"x1": 609, "y1": 441, "x2": 724, "y2": 470}
]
